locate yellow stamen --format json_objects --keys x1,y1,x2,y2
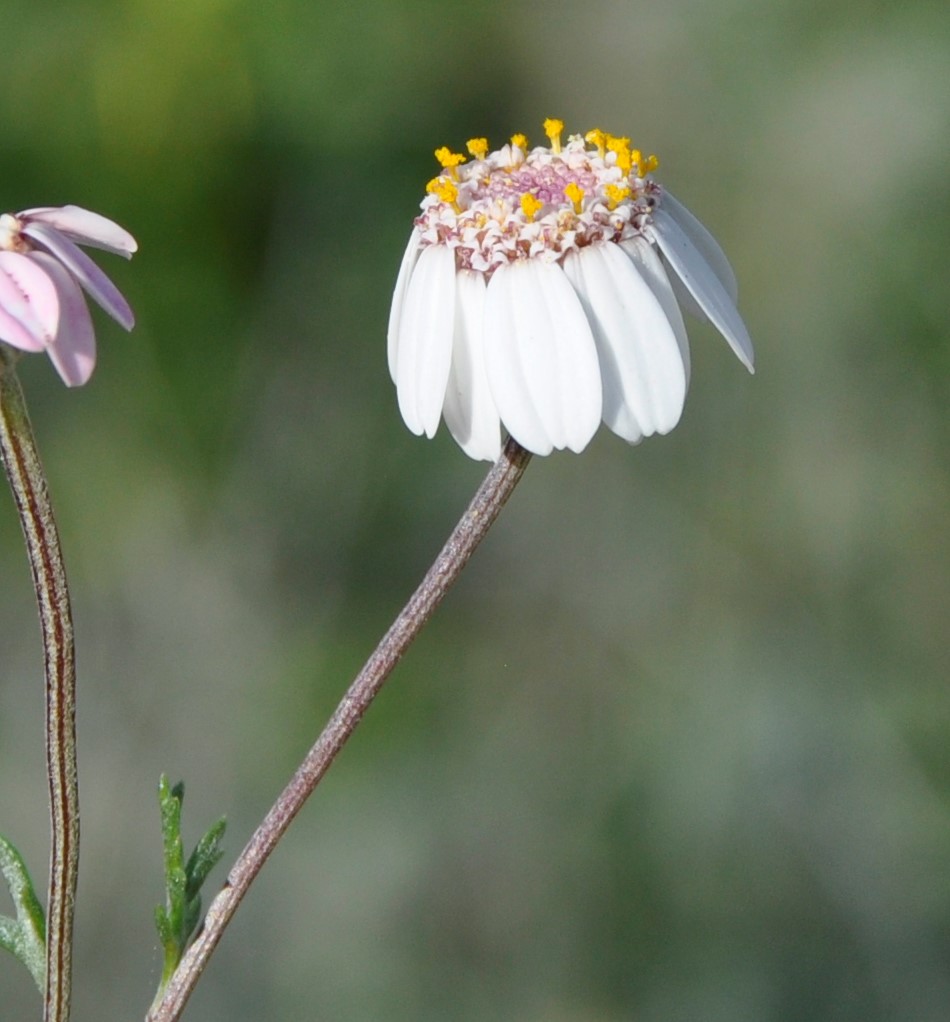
[
  {"x1": 606, "y1": 135, "x2": 633, "y2": 175},
  {"x1": 564, "y1": 181, "x2": 584, "y2": 215},
  {"x1": 543, "y1": 117, "x2": 564, "y2": 154},
  {"x1": 585, "y1": 128, "x2": 607, "y2": 158},
  {"x1": 640, "y1": 153, "x2": 659, "y2": 176},
  {"x1": 510, "y1": 133, "x2": 528, "y2": 150},
  {"x1": 605, "y1": 183, "x2": 631, "y2": 210},
  {"x1": 466, "y1": 137, "x2": 489, "y2": 160},
  {"x1": 434, "y1": 146, "x2": 467, "y2": 180},
  {"x1": 426, "y1": 176, "x2": 461, "y2": 212},
  {"x1": 520, "y1": 193, "x2": 543, "y2": 221}
]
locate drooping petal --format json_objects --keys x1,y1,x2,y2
[
  {"x1": 484, "y1": 259, "x2": 602, "y2": 455},
  {"x1": 20, "y1": 223, "x2": 135, "y2": 330},
  {"x1": 563, "y1": 242, "x2": 686, "y2": 442},
  {"x1": 395, "y1": 243, "x2": 456, "y2": 438},
  {"x1": 387, "y1": 228, "x2": 423, "y2": 382},
  {"x1": 651, "y1": 208, "x2": 755, "y2": 373},
  {"x1": 660, "y1": 192, "x2": 738, "y2": 302},
  {"x1": 0, "y1": 251, "x2": 59, "y2": 352},
  {"x1": 664, "y1": 258, "x2": 708, "y2": 324},
  {"x1": 619, "y1": 236, "x2": 691, "y2": 386},
  {"x1": 27, "y1": 253, "x2": 96, "y2": 386},
  {"x1": 442, "y1": 270, "x2": 501, "y2": 461},
  {"x1": 20, "y1": 205, "x2": 137, "y2": 258}
]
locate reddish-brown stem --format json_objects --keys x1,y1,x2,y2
[{"x1": 146, "y1": 436, "x2": 532, "y2": 1022}]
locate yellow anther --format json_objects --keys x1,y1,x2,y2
[
  {"x1": 466, "y1": 137, "x2": 489, "y2": 160},
  {"x1": 510, "y1": 133, "x2": 528, "y2": 150},
  {"x1": 426, "y1": 176, "x2": 461, "y2": 211},
  {"x1": 605, "y1": 183, "x2": 631, "y2": 210},
  {"x1": 585, "y1": 128, "x2": 607, "y2": 158},
  {"x1": 640, "y1": 153, "x2": 659, "y2": 175},
  {"x1": 606, "y1": 135, "x2": 633, "y2": 174},
  {"x1": 564, "y1": 181, "x2": 585, "y2": 214},
  {"x1": 543, "y1": 117, "x2": 564, "y2": 153},
  {"x1": 520, "y1": 193, "x2": 543, "y2": 221},
  {"x1": 434, "y1": 146, "x2": 467, "y2": 180}
]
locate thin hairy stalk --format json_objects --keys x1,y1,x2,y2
[
  {"x1": 146, "y1": 435, "x2": 532, "y2": 1022},
  {"x1": 0, "y1": 346, "x2": 78, "y2": 1022}
]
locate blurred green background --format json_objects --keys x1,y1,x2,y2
[{"x1": 1, "y1": 0, "x2": 948, "y2": 1019}]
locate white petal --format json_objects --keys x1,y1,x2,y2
[
  {"x1": 619, "y1": 236, "x2": 691, "y2": 387},
  {"x1": 484, "y1": 259, "x2": 602, "y2": 455},
  {"x1": 395, "y1": 243, "x2": 456, "y2": 438},
  {"x1": 29, "y1": 253, "x2": 96, "y2": 386},
  {"x1": 20, "y1": 205, "x2": 138, "y2": 257},
  {"x1": 563, "y1": 243, "x2": 687, "y2": 441},
  {"x1": 442, "y1": 270, "x2": 501, "y2": 461},
  {"x1": 665, "y1": 259, "x2": 709, "y2": 324},
  {"x1": 651, "y1": 208, "x2": 755, "y2": 373},
  {"x1": 660, "y1": 192, "x2": 738, "y2": 302},
  {"x1": 387, "y1": 228, "x2": 422, "y2": 382}
]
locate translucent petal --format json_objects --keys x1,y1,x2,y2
[
  {"x1": 0, "y1": 251, "x2": 58, "y2": 351},
  {"x1": 651, "y1": 209, "x2": 755, "y2": 373},
  {"x1": 395, "y1": 243, "x2": 456, "y2": 438},
  {"x1": 484, "y1": 259, "x2": 602, "y2": 455},
  {"x1": 619, "y1": 236, "x2": 691, "y2": 387},
  {"x1": 660, "y1": 191, "x2": 738, "y2": 302},
  {"x1": 21, "y1": 224, "x2": 135, "y2": 330},
  {"x1": 665, "y1": 260, "x2": 708, "y2": 323},
  {"x1": 20, "y1": 205, "x2": 138, "y2": 257},
  {"x1": 387, "y1": 228, "x2": 422, "y2": 382},
  {"x1": 442, "y1": 270, "x2": 501, "y2": 461},
  {"x1": 29, "y1": 253, "x2": 96, "y2": 386},
  {"x1": 563, "y1": 242, "x2": 687, "y2": 442}
]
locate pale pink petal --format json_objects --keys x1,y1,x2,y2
[
  {"x1": 27, "y1": 253, "x2": 96, "y2": 386},
  {"x1": 20, "y1": 205, "x2": 137, "y2": 258},
  {"x1": 0, "y1": 251, "x2": 59, "y2": 351},
  {"x1": 21, "y1": 223, "x2": 135, "y2": 330}
]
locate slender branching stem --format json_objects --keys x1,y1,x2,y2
[
  {"x1": 0, "y1": 347, "x2": 79, "y2": 1022},
  {"x1": 146, "y1": 436, "x2": 532, "y2": 1022}
]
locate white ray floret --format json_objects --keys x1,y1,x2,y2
[
  {"x1": 563, "y1": 241, "x2": 686, "y2": 442},
  {"x1": 650, "y1": 208, "x2": 755, "y2": 373},
  {"x1": 395, "y1": 243, "x2": 456, "y2": 438},
  {"x1": 442, "y1": 270, "x2": 501, "y2": 461},
  {"x1": 484, "y1": 259, "x2": 602, "y2": 456}
]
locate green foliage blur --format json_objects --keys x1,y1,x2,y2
[{"x1": 1, "y1": 0, "x2": 948, "y2": 1019}]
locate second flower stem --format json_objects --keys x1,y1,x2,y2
[{"x1": 146, "y1": 435, "x2": 532, "y2": 1022}]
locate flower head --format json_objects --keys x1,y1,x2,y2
[
  {"x1": 388, "y1": 121, "x2": 754, "y2": 460},
  {"x1": 0, "y1": 204, "x2": 137, "y2": 386}
]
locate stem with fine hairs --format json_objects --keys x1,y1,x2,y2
[
  {"x1": 146, "y1": 435, "x2": 532, "y2": 1022},
  {"x1": 0, "y1": 345, "x2": 79, "y2": 1022}
]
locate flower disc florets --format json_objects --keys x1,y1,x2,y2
[
  {"x1": 417, "y1": 124, "x2": 661, "y2": 277},
  {"x1": 389, "y1": 119, "x2": 754, "y2": 461}
]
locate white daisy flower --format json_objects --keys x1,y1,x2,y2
[{"x1": 388, "y1": 119, "x2": 754, "y2": 460}]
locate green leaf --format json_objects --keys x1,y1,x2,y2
[
  {"x1": 184, "y1": 816, "x2": 226, "y2": 901},
  {"x1": 152, "y1": 775, "x2": 226, "y2": 1005},
  {"x1": 0, "y1": 834, "x2": 47, "y2": 993}
]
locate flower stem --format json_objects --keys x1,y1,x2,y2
[
  {"x1": 0, "y1": 346, "x2": 79, "y2": 1022},
  {"x1": 146, "y1": 436, "x2": 532, "y2": 1022}
]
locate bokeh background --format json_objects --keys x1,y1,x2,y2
[{"x1": 1, "y1": 0, "x2": 948, "y2": 1019}]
